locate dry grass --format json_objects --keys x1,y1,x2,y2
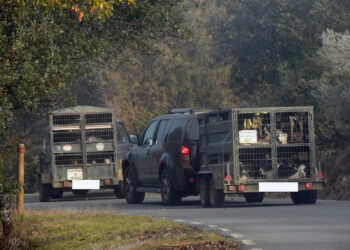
[{"x1": 8, "y1": 210, "x2": 237, "y2": 249}]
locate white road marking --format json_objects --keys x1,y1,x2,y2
[
  {"x1": 219, "y1": 228, "x2": 230, "y2": 232},
  {"x1": 190, "y1": 221, "x2": 203, "y2": 225},
  {"x1": 230, "y1": 233, "x2": 243, "y2": 238},
  {"x1": 174, "y1": 219, "x2": 184, "y2": 222},
  {"x1": 251, "y1": 248, "x2": 262, "y2": 250},
  {"x1": 208, "y1": 225, "x2": 217, "y2": 228},
  {"x1": 242, "y1": 239, "x2": 255, "y2": 246}
]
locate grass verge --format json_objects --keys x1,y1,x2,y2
[{"x1": 8, "y1": 210, "x2": 237, "y2": 249}]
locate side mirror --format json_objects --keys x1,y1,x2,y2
[{"x1": 129, "y1": 135, "x2": 139, "y2": 144}]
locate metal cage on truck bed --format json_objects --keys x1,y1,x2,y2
[{"x1": 198, "y1": 106, "x2": 325, "y2": 194}]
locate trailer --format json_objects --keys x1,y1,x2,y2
[
  {"x1": 39, "y1": 106, "x2": 131, "y2": 202},
  {"x1": 197, "y1": 106, "x2": 325, "y2": 207}
]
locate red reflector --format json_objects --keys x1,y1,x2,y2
[
  {"x1": 238, "y1": 185, "x2": 245, "y2": 192},
  {"x1": 181, "y1": 146, "x2": 190, "y2": 155},
  {"x1": 189, "y1": 177, "x2": 195, "y2": 183},
  {"x1": 41, "y1": 166, "x2": 47, "y2": 173},
  {"x1": 316, "y1": 171, "x2": 324, "y2": 179},
  {"x1": 225, "y1": 174, "x2": 232, "y2": 182},
  {"x1": 305, "y1": 183, "x2": 312, "y2": 189}
]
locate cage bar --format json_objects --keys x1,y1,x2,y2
[
  {"x1": 53, "y1": 115, "x2": 80, "y2": 125},
  {"x1": 87, "y1": 153, "x2": 114, "y2": 164},
  {"x1": 86, "y1": 129, "x2": 114, "y2": 141},
  {"x1": 53, "y1": 131, "x2": 81, "y2": 143},
  {"x1": 85, "y1": 113, "x2": 112, "y2": 124},
  {"x1": 55, "y1": 154, "x2": 83, "y2": 165}
]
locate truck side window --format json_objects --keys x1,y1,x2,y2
[
  {"x1": 142, "y1": 121, "x2": 158, "y2": 145},
  {"x1": 166, "y1": 118, "x2": 186, "y2": 142},
  {"x1": 155, "y1": 120, "x2": 169, "y2": 144},
  {"x1": 116, "y1": 122, "x2": 129, "y2": 144},
  {"x1": 187, "y1": 119, "x2": 199, "y2": 140}
]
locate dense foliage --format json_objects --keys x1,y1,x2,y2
[{"x1": 0, "y1": 0, "x2": 187, "y2": 244}]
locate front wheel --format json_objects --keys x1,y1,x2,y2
[
  {"x1": 244, "y1": 193, "x2": 264, "y2": 203},
  {"x1": 161, "y1": 170, "x2": 182, "y2": 205},
  {"x1": 50, "y1": 190, "x2": 63, "y2": 199},
  {"x1": 39, "y1": 184, "x2": 51, "y2": 202},
  {"x1": 114, "y1": 182, "x2": 125, "y2": 199},
  {"x1": 200, "y1": 176, "x2": 210, "y2": 207},
  {"x1": 209, "y1": 177, "x2": 224, "y2": 208},
  {"x1": 124, "y1": 167, "x2": 145, "y2": 204},
  {"x1": 72, "y1": 190, "x2": 89, "y2": 196}
]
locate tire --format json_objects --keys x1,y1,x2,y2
[
  {"x1": 124, "y1": 167, "x2": 145, "y2": 204},
  {"x1": 114, "y1": 182, "x2": 125, "y2": 199},
  {"x1": 72, "y1": 190, "x2": 89, "y2": 196},
  {"x1": 161, "y1": 170, "x2": 182, "y2": 205},
  {"x1": 244, "y1": 192, "x2": 264, "y2": 203},
  {"x1": 291, "y1": 191, "x2": 306, "y2": 204},
  {"x1": 39, "y1": 184, "x2": 51, "y2": 202},
  {"x1": 50, "y1": 190, "x2": 63, "y2": 199},
  {"x1": 209, "y1": 176, "x2": 224, "y2": 208},
  {"x1": 200, "y1": 176, "x2": 210, "y2": 207},
  {"x1": 304, "y1": 190, "x2": 317, "y2": 204}
]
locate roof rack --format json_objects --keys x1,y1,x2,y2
[{"x1": 168, "y1": 108, "x2": 194, "y2": 114}]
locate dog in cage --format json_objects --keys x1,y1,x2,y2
[{"x1": 288, "y1": 164, "x2": 306, "y2": 179}]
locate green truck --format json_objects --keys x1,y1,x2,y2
[
  {"x1": 39, "y1": 106, "x2": 131, "y2": 202},
  {"x1": 197, "y1": 106, "x2": 325, "y2": 207}
]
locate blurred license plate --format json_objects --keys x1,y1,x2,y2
[
  {"x1": 67, "y1": 169, "x2": 83, "y2": 180},
  {"x1": 259, "y1": 182, "x2": 298, "y2": 192}
]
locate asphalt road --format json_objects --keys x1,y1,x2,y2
[{"x1": 25, "y1": 192, "x2": 350, "y2": 250}]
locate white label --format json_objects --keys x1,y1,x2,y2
[
  {"x1": 67, "y1": 169, "x2": 83, "y2": 180},
  {"x1": 72, "y1": 180, "x2": 100, "y2": 190},
  {"x1": 96, "y1": 143, "x2": 105, "y2": 151},
  {"x1": 239, "y1": 130, "x2": 258, "y2": 144},
  {"x1": 259, "y1": 182, "x2": 298, "y2": 192}
]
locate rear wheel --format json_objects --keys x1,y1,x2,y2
[
  {"x1": 124, "y1": 167, "x2": 145, "y2": 204},
  {"x1": 39, "y1": 184, "x2": 51, "y2": 202},
  {"x1": 161, "y1": 170, "x2": 182, "y2": 205},
  {"x1": 200, "y1": 176, "x2": 210, "y2": 207},
  {"x1": 291, "y1": 191, "x2": 307, "y2": 204},
  {"x1": 209, "y1": 176, "x2": 224, "y2": 208},
  {"x1": 304, "y1": 190, "x2": 317, "y2": 204},
  {"x1": 244, "y1": 192, "x2": 264, "y2": 203},
  {"x1": 50, "y1": 190, "x2": 63, "y2": 199},
  {"x1": 114, "y1": 182, "x2": 125, "y2": 199},
  {"x1": 72, "y1": 190, "x2": 89, "y2": 196}
]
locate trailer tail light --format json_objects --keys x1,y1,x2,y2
[
  {"x1": 41, "y1": 165, "x2": 47, "y2": 173},
  {"x1": 305, "y1": 182, "x2": 312, "y2": 189},
  {"x1": 189, "y1": 177, "x2": 195, "y2": 183},
  {"x1": 316, "y1": 171, "x2": 324, "y2": 179},
  {"x1": 104, "y1": 179, "x2": 111, "y2": 185},
  {"x1": 180, "y1": 146, "x2": 190, "y2": 166},
  {"x1": 238, "y1": 185, "x2": 245, "y2": 192}
]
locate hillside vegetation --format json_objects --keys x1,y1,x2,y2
[{"x1": 1, "y1": 0, "x2": 350, "y2": 199}]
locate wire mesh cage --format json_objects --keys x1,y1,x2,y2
[
  {"x1": 275, "y1": 112, "x2": 309, "y2": 144},
  {"x1": 277, "y1": 146, "x2": 310, "y2": 179},
  {"x1": 53, "y1": 131, "x2": 81, "y2": 143},
  {"x1": 87, "y1": 153, "x2": 114, "y2": 164},
  {"x1": 53, "y1": 115, "x2": 80, "y2": 125},
  {"x1": 86, "y1": 129, "x2": 114, "y2": 141},
  {"x1": 237, "y1": 112, "x2": 271, "y2": 144},
  {"x1": 85, "y1": 113, "x2": 112, "y2": 124},
  {"x1": 239, "y1": 147, "x2": 272, "y2": 180},
  {"x1": 55, "y1": 154, "x2": 83, "y2": 166}
]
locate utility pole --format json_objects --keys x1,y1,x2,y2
[{"x1": 17, "y1": 144, "x2": 25, "y2": 213}]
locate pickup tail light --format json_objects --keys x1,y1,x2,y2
[
  {"x1": 41, "y1": 165, "x2": 47, "y2": 173},
  {"x1": 180, "y1": 146, "x2": 190, "y2": 166}
]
